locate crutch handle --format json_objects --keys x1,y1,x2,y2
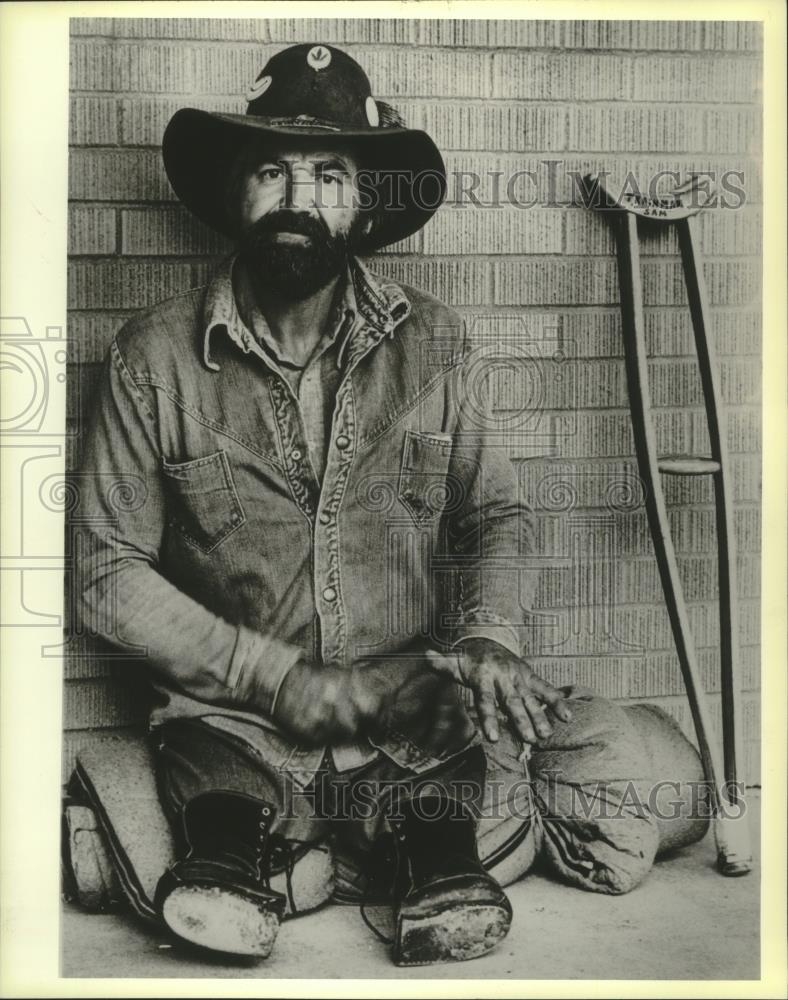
[{"x1": 582, "y1": 172, "x2": 706, "y2": 221}]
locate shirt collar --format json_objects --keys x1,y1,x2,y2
[{"x1": 201, "y1": 254, "x2": 412, "y2": 373}]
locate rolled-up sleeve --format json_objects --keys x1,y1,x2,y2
[{"x1": 76, "y1": 337, "x2": 301, "y2": 715}]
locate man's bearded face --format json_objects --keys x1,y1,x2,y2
[
  {"x1": 235, "y1": 145, "x2": 366, "y2": 300},
  {"x1": 238, "y1": 209, "x2": 364, "y2": 300}
]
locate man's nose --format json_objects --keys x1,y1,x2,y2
[{"x1": 284, "y1": 172, "x2": 317, "y2": 212}]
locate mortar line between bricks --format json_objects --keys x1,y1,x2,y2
[
  {"x1": 512, "y1": 453, "x2": 762, "y2": 467},
  {"x1": 69, "y1": 89, "x2": 764, "y2": 107},
  {"x1": 65, "y1": 301, "x2": 763, "y2": 324},
  {"x1": 520, "y1": 403, "x2": 763, "y2": 415},
  {"x1": 68, "y1": 145, "x2": 765, "y2": 160},
  {"x1": 68, "y1": 200, "x2": 765, "y2": 210},
  {"x1": 67, "y1": 34, "x2": 766, "y2": 56},
  {"x1": 71, "y1": 144, "x2": 763, "y2": 157},
  {"x1": 65, "y1": 252, "x2": 765, "y2": 268},
  {"x1": 112, "y1": 207, "x2": 121, "y2": 256},
  {"x1": 67, "y1": 196, "x2": 766, "y2": 208},
  {"x1": 518, "y1": 601, "x2": 763, "y2": 619},
  {"x1": 63, "y1": 288, "x2": 765, "y2": 311},
  {"x1": 461, "y1": 302, "x2": 761, "y2": 311}
]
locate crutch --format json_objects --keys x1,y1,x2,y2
[{"x1": 582, "y1": 173, "x2": 752, "y2": 876}]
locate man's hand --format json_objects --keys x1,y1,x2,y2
[
  {"x1": 272, "y1": 659, "x2": 364, "y2": 746},
  {"x1": 271, "y1": 655, "x2": 439, "y2": 747},
  {"x1": 428, "y1": 638, "x2": 572, "y2": 744}
]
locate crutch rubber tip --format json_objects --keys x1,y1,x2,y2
[
  {"x1": 716, "y1": 855, "x2": 753, "y2": 877},
  {"x1": 713, "y1": 812, "x2": 753, "y2": 876}
]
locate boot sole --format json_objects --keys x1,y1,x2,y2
[
  {"x1": 161, "y1": 884, "x2": 281, "y2": 958},
  {"x1": 394, "y1": 900, "x2": 512, "y2": 967}
]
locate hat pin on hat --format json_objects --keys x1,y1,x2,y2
[
  {"x1": 246, "y1": 73, "x2": 272, "y2": 102},
  {"x1": 307, "y1": 45, "x2": 331, "y2": 70},
  {"x1": 365, "y1": 96, "x2": 379, "y2": 127}
]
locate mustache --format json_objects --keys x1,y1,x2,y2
[{"x1": 243, "y1": 211, "x2": 334, "y2": 245}]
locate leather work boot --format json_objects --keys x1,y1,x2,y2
[
  {"x1": 154, "y1": 791, "x2": 287, "y2": 958},
  {"x1": 386, "y1": 793, "x2": 512, "y2": 966}
]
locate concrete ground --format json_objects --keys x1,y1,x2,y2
[{"x1": 62, "y1": 793, "x2": 760, "y2": 981}]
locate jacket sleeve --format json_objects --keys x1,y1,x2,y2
[
  {"x1": 75, "y1": 337, "x2": 301, "y2": 715},
  {"x1": 444, "y1": 326, "x2": 538, "y2": 659}
]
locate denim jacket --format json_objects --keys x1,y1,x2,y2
[{"x1": 77, "y1": 256, "x2": 534, "y2": 780}]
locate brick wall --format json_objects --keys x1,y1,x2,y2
[{"x1": 65, "y1": 17, "x2": 763, "y2": 783}]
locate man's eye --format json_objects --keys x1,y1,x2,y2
[
  {"x1": 258, "y1": 167, "x2": 283, "y2": 181},
  {"x1": 320, "y1": 173, "x2": 344, "y2": 186}
]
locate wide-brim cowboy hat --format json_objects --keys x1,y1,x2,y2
[{"x1": 162, "y1": 43, "x2": 447, "y2": 252}]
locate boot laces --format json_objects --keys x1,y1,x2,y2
[
  {"x1": 358, "y1": 832, "x2": 397, "y2": 945},
  {"x1": 255, "y1": 815, "x2": 318, "y2": 918}
]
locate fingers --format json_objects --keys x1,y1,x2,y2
[
  {"x1": 521, "y1": 692, "x2": 554, "y2": 740},
  {"x1": 498, "y1": 677, "x2": 551, "y2": 744},
  {"x1": 525, "y1": 672, "x2": 573, "y2": 723},
  {"x1": 504, "y1": 693, "x2": 538, "y2": 744},
  {"x1": 473, "y1": 680, "x2": 499, "y2": 742},
  {"x1": 500, "y1": 665, "x2": 578, "y2": 743},
  {"x1": 426, "y1": 647, "x2": 574, "y2": 744}
]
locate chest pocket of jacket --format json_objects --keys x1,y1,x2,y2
[
  {"x1": 162, "y1": 450, "x2": 246, "y2": 554},
  {"x1": 398, "y1": 429, "x2": 457, "y2": 528}
]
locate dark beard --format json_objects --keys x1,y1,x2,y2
[{"x1": 238, "y1": 210, "x2": 359, "y2": 301}]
